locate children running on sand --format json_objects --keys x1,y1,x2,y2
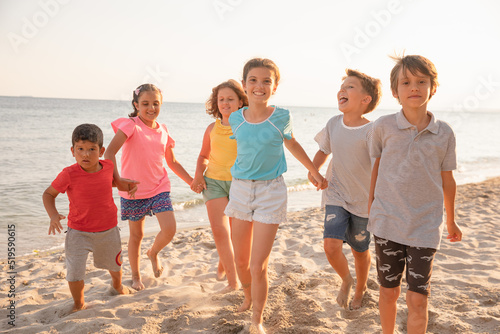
[
  {"x1": 368, "y1": 54, "x2": 463, "y2": 333},
  {"x1": 105, "y1": 84, "x2": 194, "y2": 291},
  {"x1": 310, "y1": 69, "x2": 382, "y2": 310},
  {"x1": 225, "y1": 58, "x2": 326, "y2": 333},
  {"x1": 191, "y1": 80, "x2": 248, "y2": 292},
  {"x1": 43, "y1": 124, "x2": 137, "y2": 312}
]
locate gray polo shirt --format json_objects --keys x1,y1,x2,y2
[
  {"x1": 315, "y1": 115, "x2": 372, "y2": 218},
  {"x1": 368, "y1": 110, "x2": 457, "y2": 249}
]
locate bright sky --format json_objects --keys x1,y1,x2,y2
[{"x1": 1, "y1": 0, "x2": 500, "y2": 110}]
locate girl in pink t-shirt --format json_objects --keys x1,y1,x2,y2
[{"x1": 105, "y1": 83, "x2": 193, "y2": 291}]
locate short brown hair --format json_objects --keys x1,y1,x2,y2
[
  {"x1": 390, "y1": 54, "x2": 439, "y2": 101},
  {"x1": 72, "y1": 124, "x2": 103, "y2": 148},
  {"x1": 242, "y1": 58, "x2": 281, "y2": 85},
  {"x1": 206, "y1": 80, "x2": 248, "y2": 119},
  {"x1": 343, "y1": 69, "x2": 382, "y2": 114}
]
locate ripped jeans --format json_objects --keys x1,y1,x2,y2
[{"x1": 323, "y1": 205, "x2": 371, "y2": 252}]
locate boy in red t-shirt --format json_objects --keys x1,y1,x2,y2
[{"x1": 43, "y1": 124, "x2": 138, "y2": 312}]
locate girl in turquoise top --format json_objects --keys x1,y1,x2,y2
[
  {"x1": 224, "y1": 58, "x2": 326, "y2": 333},
  {"x1": 191, "y1": 80, "x2": 248, "y2": 293}
]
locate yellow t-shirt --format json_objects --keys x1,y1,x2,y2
[{"x1": 205, "y1": 119, "x2": 237, "y2": 181}]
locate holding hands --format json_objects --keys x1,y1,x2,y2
[
  {"x1": 308, "y1": 171, "x2": 328, "y2": 191},
  {"x1": 190, "y1": 175, "x2": 206, "y2": 194},
  {"x1": 114, "y1": 178, "x2": 140, "y2": 198}
]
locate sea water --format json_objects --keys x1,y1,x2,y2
[{"x1": 1, "y1": 96, "x2": 499, "y2": 257}]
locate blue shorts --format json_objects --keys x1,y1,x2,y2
[
  {"x1": 120, "y1": 192, "x2": 173, "y2": 221},
  {"x1": 323, "y1": 205, "x2": 371, "y2": 252}
]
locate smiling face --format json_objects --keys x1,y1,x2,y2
[
  {"x1": 242, "y1": 67, "x2": 277, "y2": 105},
  {"x1": 337, "y1": 76, "x2": 371, "y2": 114},
  {"x1": 134, "y1": 91, "x2": 162, "y2": 128},
  {"x1": 393, "y1": 69, "x2": 435, "y2": 109},
  {"x1": 217, "y1": 87, "x2": 243, "y2": 120},
  {"x1": 71, "y1": 140, "x2": 104, "y2": 173}
]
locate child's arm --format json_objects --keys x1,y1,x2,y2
[
  {"x1": 165, "y1": 147, "x2": 194, "y2": 186},
  {"x1": 190, "y1": 124, "x2": 213, "y2": 193},
  {"x1": 307, "y1": 150, "x2": 329, "y2": 189},
  {"x1": 104, "y1": 130, "x2": 138, "y2": 198},
  {"x1": 368, "y1": 157, "x2": 380, "y2": 215},
  {"x1": 284, "y1": 136, "x2": 327, "y2": 190},
  {"x1": 42, "y1": 186, "x2": 66, "y2": 235},
  {"x1": 442, "y1": 171, "x2": 462, "y2": 242}
]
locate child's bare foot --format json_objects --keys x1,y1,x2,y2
[
  {"x1": 71, "y1": 302, "x2": 86, "y2": 313},
  {"x1": 350, "y1": 286, "x2": 367, "y2": 310},
  {"x1": 249, "y1": 323, "x2": 266, "y2": 334},
  {"x1": 336, "y1": 275, "x2": 354, "y2": 309},
  {"x1": 147, "y1": 248, "x2": 164, "y2": 278},
  {"x1": 109, "y1": 284, "x2": 133, "y2": 295},
  {"x1": 217, "y1": 284, "x2": 239, "y2": 294},
  {"x1": 132, "y1": 274, "x2": 145, "y2": 291},
  {"x1": 237, "y1": 297, "x2": 252, "y2": 313}
]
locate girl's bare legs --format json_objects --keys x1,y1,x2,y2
[
  {"x1": 147, "y1": 211, "x2": 176, "y2": 278},
  {"x1": 249, "y1": 222, "x2": 279, "y2": 331},
  {"x1": 206, "y1": 197, "x2": 239, "y2": 290},
  {"x1": 128, "y1": 217, "x2": 145, "y2": 290},
  {"x1": 232, "y1": 218, "x2": 253, "y2": 312}
]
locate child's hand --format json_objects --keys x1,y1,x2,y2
[
  {"x1": 190, "y1": 175, "x2": 206, "y2": 194},
  {"x1": 446, "y1": 222, "x2": 463, "y2": 242},
  {"x1": 310, "y1": 171, "x2": 327, "y2": 191},
  {"x1": 307, "y1": 171, "x2": 319, "y2": 188},
  {"x1": 48, "y1": 214, "x2": 66, "y2": 235},
  {"x1": 116, "y1": 178, "x2": 140, "y2": 198}
]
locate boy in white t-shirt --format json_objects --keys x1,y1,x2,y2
[{"x1": 309, "y1": 69, "x2": 382, "y2": 310}]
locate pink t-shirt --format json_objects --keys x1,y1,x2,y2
[
  {"x1": 51, "y1": 159, "x2": 118, "y2": 232},
  {"x1": 111, "y1": 117, "x2": 175, "y2": 200}
]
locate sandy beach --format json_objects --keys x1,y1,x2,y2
[{"x1": 1, "y1": 178, "x2": 499, "y2": 333}]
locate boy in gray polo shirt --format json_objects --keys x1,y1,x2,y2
[
  {"x1": 309, "y1": 69, "x2": 382, "y2": 310},
  {"x1": 368, "y1": 55, "x2": 463, "y2": 333}
]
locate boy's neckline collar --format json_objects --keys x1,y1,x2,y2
[{"x1": 396, "y1": 110, "x2": 439, "y2": 134}]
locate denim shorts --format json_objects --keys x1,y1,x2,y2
[
  {"x1": 224, "y1": 176, "x2": 287, "y2": 225},
  {"x1": 120, "y1": 192, "x2": 173, "y2": 221},
  {"x1": 323, "y1": 205, "x2": 371, "y2": 252},
  {"x1": 202, "y1": 176, "x2": 231, "y2": 202}
]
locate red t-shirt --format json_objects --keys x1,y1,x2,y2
[{"x1": 51, "y1": 159, "x2": 118, "y2": 232}]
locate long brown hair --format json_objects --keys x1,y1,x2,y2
[{"x1": 129, "y1": 83, "x2": 163, "y2": 117}]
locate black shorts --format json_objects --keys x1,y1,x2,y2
[{"x1": 374, "y1": 235, "x2": 436, "y2": 296}]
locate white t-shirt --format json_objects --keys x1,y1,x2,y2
[{"x1": 315, "y1": 114, "x2": 373, "y2": 218}]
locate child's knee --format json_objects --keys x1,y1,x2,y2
[
  {"x1": 380, "y1": 286, "x2": 400, "y2": 304},
  {"x1": 406, "y1": 290, "x2": 428, "y2": 311},
  {"x1": 323, "y1": 238, "x2": 343, "y2": 255}
]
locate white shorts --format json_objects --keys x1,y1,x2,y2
[{"x1": 224, "y1": 176, "x2": 287, "y2": 224}]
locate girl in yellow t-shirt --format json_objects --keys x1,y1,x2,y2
[{"x1": 191, "y1": 80, "x2": 248, "y2": 292}]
